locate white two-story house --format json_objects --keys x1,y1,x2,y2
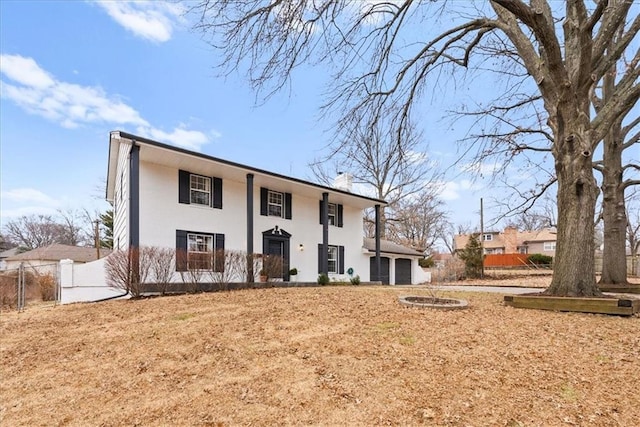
[{"x1": 106, "y1": 131, "x2": 427, "y2": 286}]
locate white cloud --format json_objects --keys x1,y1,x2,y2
[
  {"x1": 0, "y1": 54, "x2": 54, "y2": 88},
  {"x1": 0, "y1": 206, "x2": 61, "y2": 220},
  {"x1": 0, "y1": 189, "x2": 62, "y2": 220},
  {"x1": 94, "y1": 1, "x2": 184, "y2": 43},
  {"x1": 1, "y1": 54, "x2": 214, "y2": 151},
  {"x1": 136, "y1": 125, "x2": 215, "y2": 151},
  {"x1": 435, "y1": 179, "x2": 483, "y2": 201},
  {"x1": 1, "y1": 188, "x2": 60, "y2": 206},
  {"x1": 1, "y1": 54, "x2": 149, "y2": 129},
  {"x1": 460, "y1": 161, "x2": 503, "y2": 176}
]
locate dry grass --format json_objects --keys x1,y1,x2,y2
[{"x1": 1, "y1": 286, "x2": 639, "y2": 426}]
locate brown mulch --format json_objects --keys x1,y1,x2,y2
[{"x1": 1, "y1": 286, "x2": 639, "y2": 426}]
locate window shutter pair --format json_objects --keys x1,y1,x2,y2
[
  {"x1": 178, "y1": 170, "x2": 223, "y2": 209},
  {"x1": 175, "y1": 230, "x2": 225, "y2": 272},
  {"x1": 317, "y1": 244, "x2": 345, "y2": 274},
  {"x1": 319, "y1": 201, "x2": 343, "y2": 227},
  {"x1": 260, "y1": 187, "x2": 292, "y2": 219}
]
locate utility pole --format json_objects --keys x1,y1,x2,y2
[
  {"x1": 94, "y1": 220, "x2": 100, "y2": 259},
  {"x1": 480, "y1": 198, "x2": 484, "y2": 279}
]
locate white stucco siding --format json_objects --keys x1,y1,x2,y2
[
  {"x1": 112, "y1": 141, "x2": 131, "y2": 250},
  {"x1": 134, "y1": 162, "x2": 371, "y2": 283},
  {"x1": 138, "y1": 162, "x2": 247, "y2": 252},
  {"x1": 252, "y1": 192, "x2": 368, "y2": 282}
]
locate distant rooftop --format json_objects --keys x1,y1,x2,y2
[{"x1": 5, "y1": 244, "x2": 110, "y2": 263}]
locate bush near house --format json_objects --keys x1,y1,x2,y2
[
  {"x1": 418, "y1": 257, "x2": 434, "y2": 268},
  {"x1": 528, "y1": 253, "x2": 553, "y2": 266}
]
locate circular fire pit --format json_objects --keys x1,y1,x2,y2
[{"x1": 398, "y1": 295, "x2": 469, "y2": 310}]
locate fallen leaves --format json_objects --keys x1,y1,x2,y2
[{"x1": 1, "y1": 286, "x2": 639, "y2": 426}]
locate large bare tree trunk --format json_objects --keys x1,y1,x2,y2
[
  {"x1": 545, "y1": 113, "x2": 600, "y2": 297},
  {"x1": 598, "y1": 125, "x2": 629, "y2": 285}
]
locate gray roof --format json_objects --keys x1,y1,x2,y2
[
  {"x1": 5, "y1": 244, "x2": 110, "y2": 263},
  {"x1": 0, "y1": 248, "x2": 20, "y2": 259},
  {"x1": 363, "y1": 238, "x2": 423, "y2": 257}
]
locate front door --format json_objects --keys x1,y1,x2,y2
[{"x1": 262, "y1": 227, "x2": 291, "y2": 280}]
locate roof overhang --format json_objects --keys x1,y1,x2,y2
[{"x1": 106, "y1": 131, "x2": 388, "y2": 209}]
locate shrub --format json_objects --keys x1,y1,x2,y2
[
  {"x1": 105, "y1": 247, "x2": 153, "y2": 297},
  {"x1": 418, "y1": 257, "x2": 434, "y2": 268},
  {"x1": 350, "y1": 275, "x2": 361, "y2": 285},
  {"x1": 38, "y1": 273, "x2": 57, "y2": 301},
  {"x1": 317, "y1": 273, "x2": 329, "y2": 285},
  {"x1": 528, "y1": 253, "x2": 553, "y2": 266},
  {"x1": 148, "y1": 247, "x2": 175, "y2": 295},
  {"x1": 288, "y1": 267, "x2": 298, "y2": 276}
]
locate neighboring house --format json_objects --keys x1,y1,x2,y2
[
  {"x1": 0, "y1": 247, "x2": 20, "y2": 271},
  {"x1": 106, "y1": 131, "x2": 429, "y2": 285},
  {"x1": 3, "y1": 244, "x2": 109, "y2": 275},
  {"x1": 453, "y1": 226, "x2": 557, "y2": 256}
]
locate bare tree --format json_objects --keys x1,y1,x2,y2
[
  {"x1": 311, "y1": 121, "x2": 437, "y2": 238},
  {"x1": 594, "y1": 62, "x2": 640, "y2": 284},
  {"x1": 190, "y1": 0, "x2": 640, "y2": 297},
  {"x1": 4, "y1": 214, "x2": 75, "y2": 249},
  {"x1": 626, "y1": 193, "x2": 640, "y2": 276},
  {"x1": 386, "y1": 189, "x2": 451, "y2": 253}
]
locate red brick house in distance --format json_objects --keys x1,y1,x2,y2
[{"x1": 454, "y1": 227, "x2": 557, "y2": 267}]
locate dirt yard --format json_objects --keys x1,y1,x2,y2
[{"x1": 1, "y1": 285, "x2": 639, "y2": 426}]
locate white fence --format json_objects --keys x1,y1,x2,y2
[{"x1": 60, "y1": 258, "x2": 129, "y2": 304}]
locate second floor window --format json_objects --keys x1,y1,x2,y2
[
  {"x1": 190, "y1": 174, "x2": 211, "y2": 206},
  {"x1": 327, "y1": 203, "x2": 337, "y2": 226},
  {"x1": 483, "y1": 234, "x2": 493, "y2": 241},
  {"x1": 179, "y1": 169, "x2": 223, "y2": 209},
  {"x1": 268, "y1": 190, "x2": 283, "y2": 217}
]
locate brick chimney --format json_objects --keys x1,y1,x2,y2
[{"x1": 503, "y1": 227, "x2": 518, "y2": 254}]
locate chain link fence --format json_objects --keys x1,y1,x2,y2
[{"x1": 0, "y1": 262, "x2": 61, "y2": 312}]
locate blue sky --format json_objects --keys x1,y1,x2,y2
[{"x1": 1, "y1": 1, "x2": 508, "y2": 233}]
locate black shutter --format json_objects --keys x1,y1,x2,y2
[
  {"x1": 260, "y1": 187, "x2": 268, "y2": 216},
  {"x1": 178, "y1": 170, "x2": 190, "y2": 204},
  {"x1": 337, "y1": 204, "x2": 344, "y2": 227},
  {"x1": 176, "y1": 230, "x2": 188, "y2": 271},
  {"x1": 338, "y1": 246, "x2": 345, "y2": 274},
  {"x1": 318, "y1": 243, "x2": 322, "y2": 274},
  {"x1": 214, "y1": 234, "x2": 225, "y2": 272},
  {"x1": 319, "y1": 200, "x2": 324, "y2": 224},
  {"x1": 212, "y1": 177, "x2": 223, "y2": 209},
  {"x1": 285, "y1": 192, "x2": 292, "y2": 219}
]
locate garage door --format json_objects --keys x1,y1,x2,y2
[
  {"x1": 395, "y1": 258, "x2": 412, "y2": 285},
  {"x1": 370, "y1": 256, "x2": 390, "y2": 284}
]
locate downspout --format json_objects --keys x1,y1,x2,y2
[
  {"x1": 91, "y1": 289, "x2": 129, "y2": 303},
  {"x1": 129, "y1": 142, "x2": 140, "y2": 287},
  {"x1": 375, "y1": 204, "x2": 381, "y2": 282}
]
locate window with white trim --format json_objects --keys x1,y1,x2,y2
[
  {"x1": 327, "y1": 245, "x2": 338, "y2": 274},
  {"x1": 268, "y1": 190, "x2": 283, "y2": 217},
  {"x1": 543, "y1": 241, "x2": 556, "y2": 251},
  {"x1": 190, "y1": 174, "x2": 211, "y2": 206},
  {"x1": 327, "y1": 203, "x2": 337, "y2": 226},
  {"x1": 483, "y1": 234, "x2": 493, "y2": 241}
]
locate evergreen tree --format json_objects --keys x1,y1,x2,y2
[{"x1": 458, "y1": 234, "x2": 483, "y2": 279}]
